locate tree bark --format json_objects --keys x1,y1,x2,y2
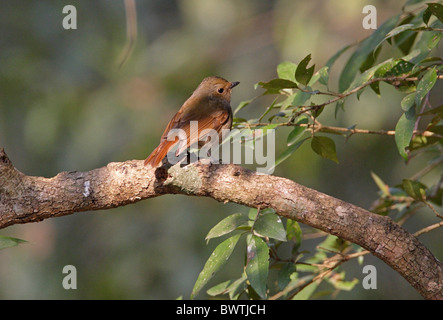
[{"x1": 0, "y1": 148, "x2": 442, "y2": 299}]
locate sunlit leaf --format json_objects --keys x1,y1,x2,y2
[
  {"x1": 318, "y1": 66, "x2": 330, "y2": 86},
  {"x1": 370, "y1": 172, "x2": 390, "y2": 196},
  {"x1": 402, "y1": 179, "x2": 427, "y2": 201},
  {"x1": 326, "y1": 272, "x2": 359, "y2": 291},
  {"x1": 0, "y1": 236, "x2": 27, "y2": 250},
  {"x1": 292, "y1": 279, "x2": 319, "y2": 300},
  {"x1": 277, "y1": 61, "x2": 297, "y2": 82},
  {"x1": 191, "y1": 234, "x2": 241, "y2": 299},
  {"x1": 286, "y1": 219, "x2": 303, "y2": 252},
  {"x1": 246, "y1": 234, "x2": 269, "y2": 299},
  {"x1": 206, "y1": 274, "x2": 247, "y2": 299},
  {"x1": 206, "y1": 213, "x2": 249, "y2": 241}
]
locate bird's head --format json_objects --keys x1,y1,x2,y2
[{"x1": 194, "y1": 76, "x2": 240, "y2": 102}]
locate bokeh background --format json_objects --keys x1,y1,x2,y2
[{"x1": 0, "y1": 0, "x2": 441, "y2": 299}]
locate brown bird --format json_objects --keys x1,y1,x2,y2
[{"x1": 144, "y1": 76, "x2": 240, "y2": 167}]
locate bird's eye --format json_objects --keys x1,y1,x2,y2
[{"x1": 218, "y1": 88, "x2": 224, "y2": 93}]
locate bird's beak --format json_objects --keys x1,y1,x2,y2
[{"x1": 230, "y1": 81, "x2": 240, "y2": 89}]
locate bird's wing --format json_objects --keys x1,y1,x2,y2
[{"x1": 145, "y1": 103, "x2": 230, "y2": 167}]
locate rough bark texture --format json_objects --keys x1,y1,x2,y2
[{"x1": 0, "y1": 148, "x2": 442, "y2": 299}]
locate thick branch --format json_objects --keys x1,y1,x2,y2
[{"x1": 0, "y1": 148, "x2": 442, "y2": 299}]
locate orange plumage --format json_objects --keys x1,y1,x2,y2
[{"x1": 144, "y1": 76, "x2": 239, "y2": 167}]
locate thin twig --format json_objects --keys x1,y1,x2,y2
[
  {"x1": 414, "y1": 221, "x2": 443, "y2": 237},
  {"x1": 117, "y1": 0, "x2": 137, "y2": 68},
  {"x1": 236, "y1": 122, "x2": 442, "y2": 139}
]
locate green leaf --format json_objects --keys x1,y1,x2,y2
[
  {"x1": 345, "y1": 58, "x2": 394, "y2": 94},
  {"x1": 287, "y1": 116, "x2": 308, "y2": 146},
  {"x1": 415, "y1": 67, "x2": 437, "y2": 106},
  {"x1": 295, "y1": 54, "x2": 315, "y2": 86},
  {"x1": 311, "y1": 136, "x2": 339, "y2": 163},
  {"x1": 279, "y1": 90, "x2": 311, "y2": 111},
  {"x1": 206, "y1": 213, "x2": 249, "y2": 241},
  {"x1": 402, "y1": 179, "x2": 427, "y2": 201},
  {"x1": 271, "y1": 137, "x2": 309, "y2": 171},
  {"x1": 325, "y1": 44, "x2": 353, "y2": 71},
  {"x1": 257, "y1": 79, "x2": 298, "y2": 95},
  {"x1": 206, "y1": 280, "x2": 233, "y2": 296},
  {"x1": 339, "y1": 15, "x2": 400, "y2": 92},
  {"x1": 426, "y1": 2, "x2": 443, "y2": 23},
  {"x1": 286, "y1": 219, "x2": 303, "y2": 252},
  {"x1": 292, "y1": 279, "x2": 319, "y2": 300},
  {"x1": 191, "y1": 233, "x2": 241, "y2": 299},
  {"x1": 360, "y1": 46, "x2": 382, "y2": 74},
  {"x1": 318, "y1": 235, "x2": 349, "y2": 252},
  {"x1": 311, "y1": 105, "x2": 325, "y2": 118},
  {"x1": 258, "y1": 97, "x2": 279, "y2": 121},
  {"x1": 368, "y1": 59, "x2": 415, "y2": 96},
  {"x1": 401, "y1": 93, "x2": 416, "y2": 111},
  {"x1": 335, "y1": 101, "x2": 345, "y2": 119},
  {"x1": 404, "y1": 0, "x2": 427, "y2": 6},
  {"x1": 206, "y1": 274, "x2": 247, "y2": 299},
  {"x1": 397, "y1": 31, "x2": 419, "y2": 55},
  {"x1": 254, "y1": 212, "x2": 287, "y2": 242},
  {"x1": 246, "y1": 234, "x2": 269, "y2": 299},
  {"x1": 317, "y1": 66, "x2": 330, "y2": 86},
  {"x1": 278, "y1": 263, "x2": 297, "y2": 290},
  {"x1": 327, "y1": 272, "x2": 359, "y2": 291},
  {"x1": 268, "y1": 110, "x2": 292, "y2": 122},
  {"x1": 258, "y1": 123, "x2": 279, "y2": 136},
  {"x1": 404, "y1": 20, "x2": 442, "y2": 64},
  {"x1": 418, "y1": 104, "x2": 443, "y2": 117},
  {"x1": 227, "y1": 274, "x2": 248, "y2": 300},
  {"x1": 370, "y1": 171, "x2": 390, "y2": 196},
  {"x1": 384, "y1": 59, "x2": 414, "y2": 76},
  {"x1": 423, "y1": 7, "x2": 432, "y2": 25},
  {"x1": 394, "y1": 14, "x2": 421, "y2": 55},
  {"x1": 374, "y1": 24, "x2": 415, "y2": 54},
  {"x1": 234, "y1": 99, "x2": 253, "y2": 116},
  {"x1": 0, "y1": 236, "x2": 27, "y2": 250},
  {"x1": 395, "y1": 107, "x2": 416, "y2": 160},
  {"x1": 277, "y1": 61, "x2": 297, "y2": 82}
]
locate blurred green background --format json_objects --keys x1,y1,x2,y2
[{"x1": 0, "y1": 0, "x2": 441, "y2": 299}]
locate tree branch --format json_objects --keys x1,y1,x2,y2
[{"x1": 0, "y1": 148, "x2": 442, "y2": 299}]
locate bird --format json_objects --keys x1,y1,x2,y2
[{"x1": 144, "y1": 76, "x2": 240, "y2": 168}]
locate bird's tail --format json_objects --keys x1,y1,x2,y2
[{"x1": 144, "y1": 139, "x2": 177, "y2": 167}]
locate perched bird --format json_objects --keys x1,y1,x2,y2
[{"x1": 144, "y1": 76, "x2": 239, "y2": 167}]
